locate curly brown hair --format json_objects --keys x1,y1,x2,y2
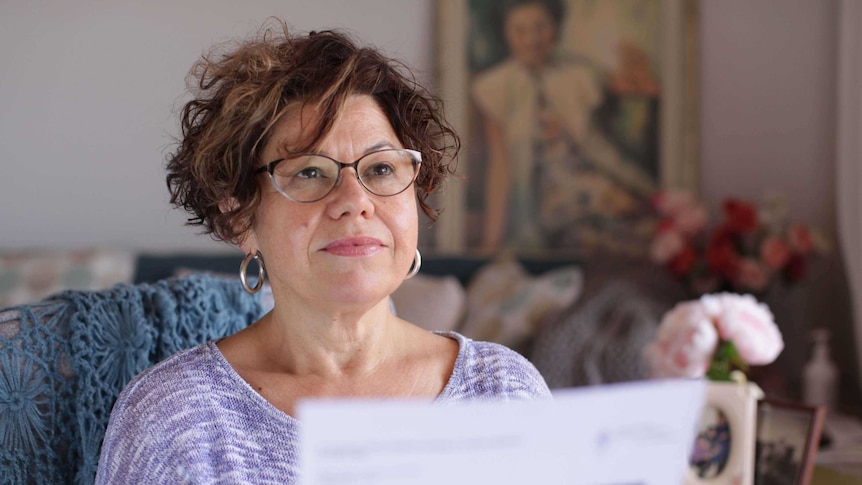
[{"x1": 166, "y1": 21, "x2": 460, "y2": 245}]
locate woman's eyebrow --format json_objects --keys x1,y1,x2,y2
[
  {"x1": 317, "y1": 141, "x2": 396, "y2": 158},
  {"x1": 280, "y1": 140, "x2": 398, "y2": 159},
  {"x1": 364, "y1": 141, "x2": 396, "y2": 154}
]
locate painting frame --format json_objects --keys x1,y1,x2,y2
[
  {"x1": 684, "y1": 382, "x2": 762, "y2": 485},
  {"x1": 434, "y1": 0, "x2": 700, "y2": 254},
  {"x1": 754, "y1": 399, "x2": 826, "y2": 485}
]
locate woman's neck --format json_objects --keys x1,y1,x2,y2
[{"x1": 253, "y1": 296, "x2": 402, "y2": 377}]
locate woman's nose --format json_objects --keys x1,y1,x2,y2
[{"x1": 325, "y1": 167, "x2": 375, "y2": 218}]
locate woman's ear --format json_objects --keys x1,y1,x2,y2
[
  {"x1": 219, "y1": 197, "x2": 257, "y2": 255},
  {"x1": 237, "y1": 231, "x2": 258, "y2": 257},
  {"x1": 218, "y1": 197, "x2": 239, "y2": 215}
]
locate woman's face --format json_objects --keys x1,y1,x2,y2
[
  {"x1": 243, "y1": 94, "x2": 418, "y2": 309},
  {"x1": 504, "y1": 3, "x2": 557, "y2": 70}
]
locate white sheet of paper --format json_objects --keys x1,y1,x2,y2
[{"x1": 297, "y1": 379, "x2": 705, "y2": 485}]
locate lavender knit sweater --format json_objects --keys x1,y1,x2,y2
[{"x1": 95, "y1": 331, "x2": 550, "y2": 484}]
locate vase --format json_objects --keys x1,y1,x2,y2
[{"x1": 684, "y1": 381, "x2": 764, "y2": 485}]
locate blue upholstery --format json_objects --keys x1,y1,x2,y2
[{"x1": 0, "y1": 274, "x2": 264, "y2": 485}]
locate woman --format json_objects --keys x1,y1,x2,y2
[
  {"x1": 95, "y1": 22, "x2": 550, "y2": 483},
  {"x1": 472, "y1": 0, "x2": 657, "y2": 251}
]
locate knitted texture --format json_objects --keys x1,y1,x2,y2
[
  {"x1": 531, "y1": 282, "x2": 659, "y2": 388},
  {"x1": 0, "y1": 274, "x2": 264, "y2": 485},
  {"x1": 95, "y1": 333, "x2": 551, "y2": 484}
]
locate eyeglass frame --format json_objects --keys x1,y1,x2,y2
[{"x1": 254, "y1": 148, "x2": 423, "y2": 203}]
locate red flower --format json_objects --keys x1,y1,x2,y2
[
  {"x1": 706, "y1": 226, "x2": 741, "y2": 280},
  {"x1": 788, "y1": 223, "x2": 814, "y2": 254},
  {"x1": 650, "y1": 191, "x2": 827, "y2": 295},
  {"x1": 760, "y1": 236, "x2": 791, "y2": 270},
  {"x1": 669, "y1": 245, "x2": 698, "y2": 276},
  {"x1": 723, "y1": 198, "x2": 759, "y2": 234},
  {"x1": 656, "y1": 217, "x2": 676, "y2": 233}
]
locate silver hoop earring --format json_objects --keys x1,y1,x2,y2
[
  {"x1": 240, "y1": 250, "x2": 266, "y2": 294},
  {"x1": 406, "y1": 249, "x2": 421, "y2": 279}
]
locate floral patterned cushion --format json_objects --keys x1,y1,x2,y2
[
  {"x1": 0, "y1": 248, "x2": 135, "y2": 307},
  {"x1": 458, "y1": 258, "x2": 583, "y2": 351}
]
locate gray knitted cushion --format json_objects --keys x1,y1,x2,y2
[{"x1": 531, "y1": 282, "x2": 661, "y2": 388}]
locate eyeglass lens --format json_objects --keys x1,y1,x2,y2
[{"x1": 270, "y1": 149, "x2": 419, "y2": 202}]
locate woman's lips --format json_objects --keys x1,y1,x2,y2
[{"x1": 322, "y1": 237, "x2": 385, "y2": 256}]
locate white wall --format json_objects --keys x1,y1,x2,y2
[
  {"x1": 0, "y1": 0, "x2": 433, "y2": 251},
  {"x1": 699, "y1": 0, "x2": 857, "y2": 405},
  {"x1": 700, "y1": 0, "x2": 837, "y2": 232}
]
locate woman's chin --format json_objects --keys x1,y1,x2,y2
[{"x1": 315, "y1": 271, "x2": 398, "y2": 307}]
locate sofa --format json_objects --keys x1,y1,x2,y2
[
  {"x1": 1, "y1": 248, "x2": 690, "y2": 387},
  {"x1": 0, "y1": 247, "x2": 687, "y2": 483}
]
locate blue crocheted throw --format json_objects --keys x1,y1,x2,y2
[{"x1": 0, "y1": 274, "x2": 264, "y2": 485}]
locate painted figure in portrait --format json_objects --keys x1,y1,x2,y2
[{"x1": 466, "y1": 0, "x2": 663, "y2": 254}]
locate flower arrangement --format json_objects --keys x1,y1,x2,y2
[
  {"x1": 643, "y1": 293, "x2": 784, "y2": 381},
  {"x1": 650, "y1": 191, "x2": 828, "y2": 295}
]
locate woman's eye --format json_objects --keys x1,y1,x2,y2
[
  {"x1": 296, "y1": 167, "x2": 322, "y2": 179},
  {"x1": 367, "y1": 163, "x2": 395, "y2": 177}
]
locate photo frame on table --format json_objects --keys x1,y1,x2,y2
[
  {"x1": 684, "y1": 382, "x2": 763, "y2": 485},
  {"x1": 433, "y1": 0, "x2": 700, "y2": 256},
  {"x1": 753, "y1": 399, "x2": 826, "y2": 485}
]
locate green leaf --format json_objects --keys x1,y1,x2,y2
[{"x1": 707, "y1": 340, "x2": 748, "y2": 382}]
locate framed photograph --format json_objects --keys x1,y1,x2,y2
[
  {"x1": 754, "y1": 399, "x2": 826, "y2": 485},
  {"x1": 434, "y1": 0, "x2": 700, "y2": 256},
  {"x1": 684, "y1": 382, "x2": 763, "y2": 485}
]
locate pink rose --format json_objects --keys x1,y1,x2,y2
[
  {"x1": 734, "y1": 258, "x2": 768, "y2": 292},
  {"x1": 650, "y1": 228, "x2": 685, "y2": 264},
  {"x1": 653, "y1": 190, "x2": 697, "y2": 216},
  {"x1": 699, "y1": 293, "x2": 783, "y2": 365},
  {"x1": 673, "y1": 204, "x2": 708, "y2": 236},
  {"x1": 760, "y1": 236, "x2": 791, "y2": 270},
  {"x1": 643, "y1": 301, "x2": 719, "y2": 378}
]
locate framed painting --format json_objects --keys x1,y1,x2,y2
[
  {"x1": 684, "y1": 381, "x2": 762, "y2": 485},
  {"x1": 754, "y1": 399, "x2": 826, "y2": 485},
  {"x1": 434, "y1": 0, "x2": 700, "y2": 256}
]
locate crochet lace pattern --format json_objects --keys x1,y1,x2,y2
[{"x1": 0, "y1": 274, "x2": 264, "y2": 485}]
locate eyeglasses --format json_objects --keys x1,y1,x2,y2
[{"x1": 255, "y1": 148, "x2": 422, "y2": 203}]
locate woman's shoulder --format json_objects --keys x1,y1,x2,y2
[
  {"x1": 109, "y1": 341, "x2": 272, "y2": 429},
  {"x1": 144, "y1": 342, "x2": 212, "y2": 374},
  {"x1": 444, "y1": 331, "x2": 525, "y2": 362},
  {"x1": 116, "y1": 344, "x2": 216, "y2": 404},
  {"x1": 98, "y1": 342, "x2": 299, "y2": 483},
  {"x1": 436, "y1": 332, "x2": 551, "y2": 400}
]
